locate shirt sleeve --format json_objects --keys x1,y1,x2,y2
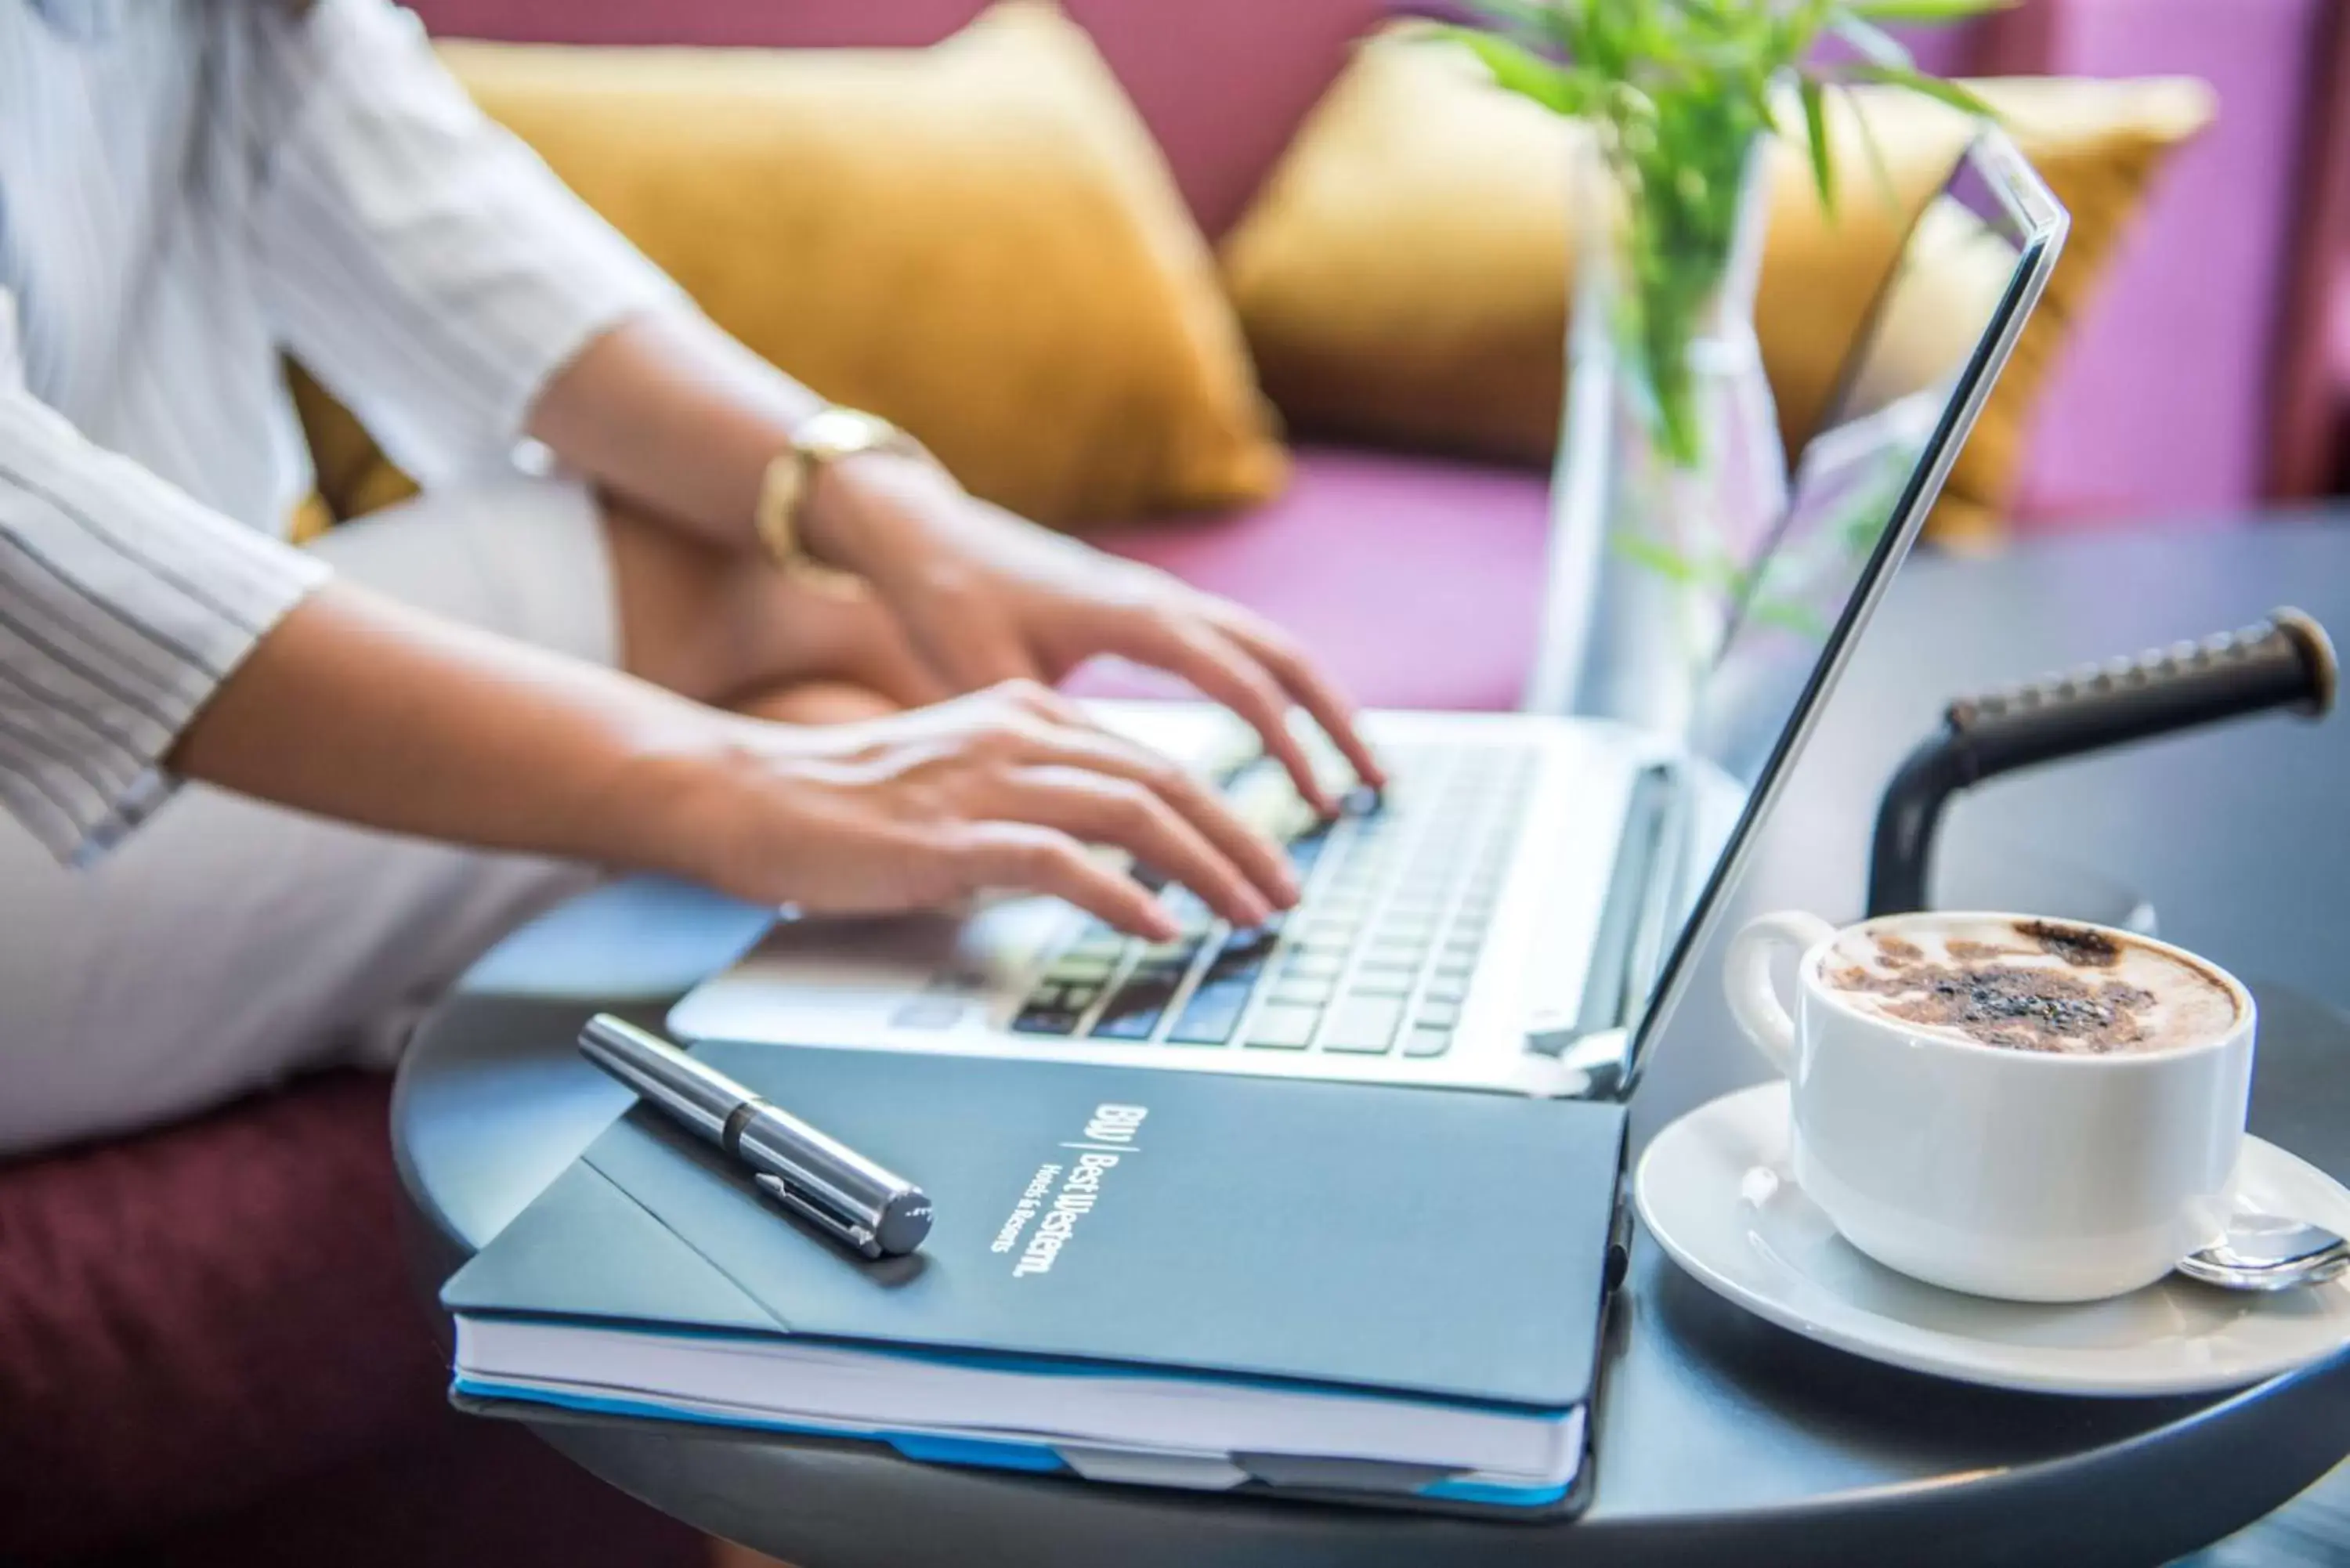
[
  {"x1": 242, "y1": 0, "x2": 685, "y2": 488},
  {"x1": 0, "y1": 388, "x2": 329, "y2": 865}
]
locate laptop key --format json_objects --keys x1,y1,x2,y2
[
  {"x1": 1011, "y1": 1005, "x2": 1081, "y2": 1035},
  {"x1": 1321, "y1": 997, "x2": 1402, "y2": 1054},
  {"x1": 1246, "y1": 1003, "x2": 1320, "y2": 1050},
  {"x1": 1269, "y1": 977, "x2": 1334, "y2": 1007},
  {"x1": 1282, "y1": 952, "x2": 1345, "y2": 980},
  {"x1": 1416, "y1": 999, "x2": 1461, "y2": 1028},
  {"x1": 1424, "y1": 975, "x2": 1469, "y2": 1004},
  {"x1": 1402, "y1": 1027, "x2": 1452, "y2": 1058},
  {"x1": 1204, "y1": 951, "x2": 1271, "y2": 989},
  {"x1": 1168, "y1": 980, "x2": 1250, "y2": 1045},
  {"x1": 1093, "y1": 976, "x2": 1179, "y2": 1040},
  {"x1": 1352, "y1": 970, "x2": 1414, "y2": 999}
]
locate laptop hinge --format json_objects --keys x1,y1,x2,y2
[{"x1": 1527, "y1": 763, "x2": 1681, "y2": 1095}]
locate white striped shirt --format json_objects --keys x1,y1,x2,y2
[{"x1": 0, "y1": 0, "x2": 677, "y2": 862}]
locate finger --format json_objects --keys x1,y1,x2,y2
[
  {"x1": 950, "y1": 822, "x2": 1178, "y2": 940},
  {"x1": 992, "y1": 765, "x2": 1276, "y2": 930},
  {"x1": 989, "y1": 675, "x2": 1086, "y2": 725},
  {"x1": 1150, "y1": 623, "x2": 1333, "y2": 816},
  {"x1": 1211, "y1": 610, "x2": 1387, "y2": 790},
  {"x1": 1002, "y1": 719, "x2": 1300, "y2": 912}
]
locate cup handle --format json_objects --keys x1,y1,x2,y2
[{"x1": 1725, "y1": 912, "x2": 1838, "y2": 1077}]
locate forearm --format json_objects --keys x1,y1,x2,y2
[
  {"x1": 526, "y1": 311, "x2": 931, "y2": 577},
  {"x1": 169, "y1": 580, "x2": 742, "y2": 880}
]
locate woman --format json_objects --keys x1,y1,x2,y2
[{"x1": 0, "y1": 0, "x2": 1378, "y2": 1153}]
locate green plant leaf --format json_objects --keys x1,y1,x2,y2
[
  {"x1": 1414, "y1": 23, "x2": 1586, "y2": 115},
  {"x1": 1846, "y1": 61, "x2": 1994, "y2": 117},
  {"x1": 1798, "y1": 74, "x2": 1835, "y2": 215},
  {"x1": 1611, "y1": 530, "x2": 1708, "y2": 586},
  {"x1": 1748, "y1": 597, "x2": 1831, "y2": 638}
]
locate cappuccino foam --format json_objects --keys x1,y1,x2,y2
[{"x1": 1821, "y1": 916, "x2": 2239, "y2": 1056}]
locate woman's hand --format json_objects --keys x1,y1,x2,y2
[
  {"x1": 801, "y1": 453, "x2": 1385, "y2": 815},
  {"x1": 174, "y1": 584, "x2": 1290, "y2": 941},
  {"x1": 524, "y1": 314, "x2": 1379, "y2": 811},
  {"x1": 675, "y1": 678, "x2": 1302, "y2": 938}
]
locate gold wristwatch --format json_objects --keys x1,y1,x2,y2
[{"x1": 753, "y1": 406, "x2": 931, "y2": 596}]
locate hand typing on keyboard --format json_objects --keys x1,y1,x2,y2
[
  {"x1": 696, "y1": 681, "x2": 1307, "y2": 940},
  {"x1": 1011, "y1": 744, "x2": 1536, "y2": 1058}
]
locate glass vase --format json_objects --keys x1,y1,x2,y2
[{"x1": 1529, "y1": 132, "x2": 1789, "y2": 739}]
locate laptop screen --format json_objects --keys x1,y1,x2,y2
[{"x1": 1612, "y1": 132, "x2": 2066, "y2": 1093}]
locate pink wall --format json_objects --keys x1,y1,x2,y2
[{"x1": 2002, "y1": 0, "x2": 2323, "y2": 527}]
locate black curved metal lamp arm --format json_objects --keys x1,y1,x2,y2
[{"x1": 1864, "y1": 609, "x2": 2337, "y2": 919}]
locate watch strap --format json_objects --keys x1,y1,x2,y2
[{"x1": 753, "y1": 406, "x2": 929, "y2": 596}]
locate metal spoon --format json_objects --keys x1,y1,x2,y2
[{"x1": 2176, "y1": 1212, "x2": 2350, "y2": 1292}]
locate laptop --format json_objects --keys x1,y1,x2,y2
[{"x1": 671, "y1": 131, "x2": 2068, "y2": 1101}]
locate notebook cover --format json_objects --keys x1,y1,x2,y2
[{"x1": 444, "y1": 1044, "x2": 1626, "y2": 1413}]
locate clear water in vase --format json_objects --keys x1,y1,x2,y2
[{"x1": 1533, "y1": 137, "x2": 1788, "y2": 741}]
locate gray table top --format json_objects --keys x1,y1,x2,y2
[{"x1": 396, "y1": 517, "x2": 2350, "y2": 1568}]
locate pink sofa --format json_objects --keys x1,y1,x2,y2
[{"x1": 0, "y1": 2, "x2": 2324, "y2": 1563}]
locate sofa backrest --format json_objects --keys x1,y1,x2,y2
[{"x1": 407, "y1": 0, "x2": 1395, "y2": 236}]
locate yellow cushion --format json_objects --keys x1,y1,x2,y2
[
  {"x1": 309, "y1": 2, "x2": 1285, "y2": 529},
  {"x1": 287, "y1": 359, "x2": 418, "y2": 530},
  {"x1": 1221, "y1": 33, "x2": 2214, "y2": 536}
]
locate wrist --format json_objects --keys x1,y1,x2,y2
[
  {"x1": 598, "y1": 708, "x2": 788, "y2": 894},
  {"x1": 797, "y1": 448, "x2": 959, "y2": 590}
]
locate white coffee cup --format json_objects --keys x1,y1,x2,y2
[{"x1": 1724, "y1": 910, "x2": 2256, "y2": 1302}]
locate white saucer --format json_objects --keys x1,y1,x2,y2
[{"x1": 1636, "y1": 1082, "x2": 2350, "y2": 1396}]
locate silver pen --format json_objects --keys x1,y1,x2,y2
[{"x1": 577, "y1": 1014, "x2": 934, "y2": 1259}]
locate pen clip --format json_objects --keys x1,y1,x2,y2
[{"x1": 754, "y1": 1172, "x2": 882, "y2": 1259}]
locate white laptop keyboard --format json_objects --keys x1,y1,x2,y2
[{"x1": 1007, "y1": 742, "x2": 1538, "y2": 1059}]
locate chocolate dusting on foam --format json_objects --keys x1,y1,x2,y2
[
  {"x1": 2017, "y1": 919, "x2": 2122, "y2": 968},
  {"x1": 1830, "y1": 919, "x2": 2158, "y2": 1054}
]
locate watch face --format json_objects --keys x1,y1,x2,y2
[{"x1": 801, "y1": 406, "x2": 914, "y2": 464}]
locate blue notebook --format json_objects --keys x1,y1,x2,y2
[{"x1": 442, "y1": 1043, "x2": 1629, "y2": 1515}]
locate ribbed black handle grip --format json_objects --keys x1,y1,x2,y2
[
  {"x1": 1867, "y1": 609, "x2": 2336, "y2": 919},
  {"x1": 1943, "y1": 609, "x2": 2335, "y2": 771}
]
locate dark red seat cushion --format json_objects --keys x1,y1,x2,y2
[{"x1": 0, "y1": 1075, "x2": 452, "y2": 1561}]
